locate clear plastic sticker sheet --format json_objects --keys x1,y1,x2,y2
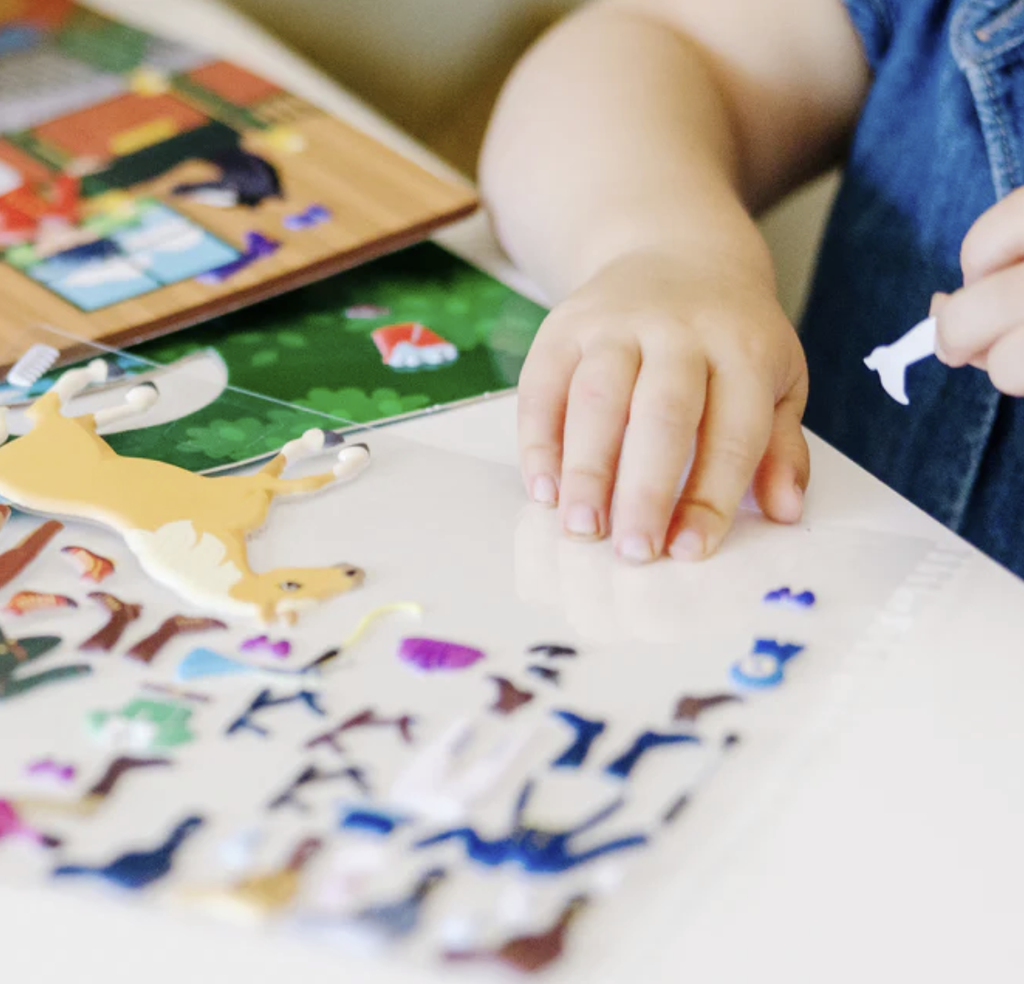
[{"x1": 0, "y1": 321, "x2": 963, "y2": 983}]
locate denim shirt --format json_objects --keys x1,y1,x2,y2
[{"x1": 801, "y1": 0, "x2": 1024, "y2": 576}]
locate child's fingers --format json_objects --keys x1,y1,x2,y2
[
  {"x1": 517, "y1": 332, "x2": 581, "y2": 506},
  {"x1": 935, "y1": 264, "x2": 1024, "y2": 366},
  {"x1": 752, "y1": 382, "x2": 810, "y2": 524},
  {"x1": 667, "y1": 369, "x2": 773, "y2": 561},
  {"x1": 961, "y1": 187, "x2": 1024, "y2": 286},
  {"x1": 983, "y1": 325, "x2": 1024, "y2": 396},
  {"x1": 558, "y1": 341, "x2": 641, "y2": 540},
  {"x1": 611, "y1": 354, "x2": 708, "y2": 563}
]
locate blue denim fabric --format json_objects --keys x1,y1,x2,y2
[{"x1": 802, "y1": 0, "x2": 1024, "y2": 576}]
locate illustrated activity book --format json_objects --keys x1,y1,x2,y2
[
  {"x1": 0, "y1": 242, "x2": 548, "y2": 474},
  {"x1": 0, "y1": 0, "x2": 477, "y2": 370}
]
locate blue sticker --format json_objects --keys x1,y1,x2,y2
[{"x1": 730, "y1": 639, "x2": 805, "y2": 690}]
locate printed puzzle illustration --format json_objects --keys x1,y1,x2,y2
[
  {"x1": 0, "y1": 243, "x2": 548, "y2": 474},
  {"x1": 0, "y1": 0, "x2": 476, "y2": 369}
]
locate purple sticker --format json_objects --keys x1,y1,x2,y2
[
  {"x1": 283, "y1": 204, "x2": 332, "y2": 231},
  {"x1": 26, "y1": 759, "x2": 76, "y2": 784},
  {"x1": 241, "y1": 634, "x2": 292, "y2": 659},
  {"x1": 398, "y1": 637, "x2": 484, "y2": 672},
  {"x1": 196, "y1": 231, "x2": 280, "y2": 285}
]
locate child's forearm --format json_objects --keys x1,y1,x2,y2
[{"x1": 481, "y1": 0, "x2": 869, "y2": 300}]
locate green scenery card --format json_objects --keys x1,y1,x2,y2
[{"x1": 0, "y1": 242, "x2": 547, "y2": 473}]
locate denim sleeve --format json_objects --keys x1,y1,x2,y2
[{"x1": 840, "y1": 0, "x2": 895, "y2": 70}]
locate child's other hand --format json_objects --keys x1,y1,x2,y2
[
  {"x1": 518, "y1": 247, "x2": 810, "y2": 564},
  {"x1": 936, "y1": 187, "x2": 1024, "y2": 393}
]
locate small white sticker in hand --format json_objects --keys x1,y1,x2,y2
[{"x1": 863, "y1": 316, "x2": 937, "y2": 406}]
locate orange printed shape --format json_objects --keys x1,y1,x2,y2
[
  {"x1": 187, "y1": 61, "x2": 282, "y2": 107},
  {"x1": 36, "y1": 94, "x2": 208, "y2": 163},
  {"x1": 61, "y1": 546, "x2": 116, "y2": 583},
  {"x1": 4, "y1": 592, "x2": 77, "y2": 616}
]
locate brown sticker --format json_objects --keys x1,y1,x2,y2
[
  {"x1": 127, "y1": 615, "x2": 227, "y2": 665},
  {"x1": 80, "y1": 593, "x2": 143, "y2": 652},
  {"x1": 0, "y1": 520, "x2": 63, "y2": 591}
]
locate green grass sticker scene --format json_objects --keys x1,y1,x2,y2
[{"x1": 100, "y1": 243, "x2": 547, "y2": 472}]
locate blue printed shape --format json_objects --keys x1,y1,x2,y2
[
  {"x1": 54, "y1": 815, "x2": 203, "y2": 890},
  {"x1": 730, "y1": 639, "x2": 805, "y2": 690},
  {"x1": 177, "y1": 648, "x2": 254, "y2": 682},
  {"x1": 340, "y1": 806, "x2": 410, "y2": 837},
  {"x1": 225, "y1": 688, "x2": 326, "y2": 738},
  {"x1": 763, "y1": 586, "x2": 817, "y2": 609},
  {"x1": 416, "y1": 781, "x2": 647, "y2": 875},
  {"x1": 604, "y1": 731, "x2": 700, "y2": 780},
  {"x1": 551, "y1": 710, "x2": 606, "y2": 769},
  {"x1": 27, "y1": 240, "x2": 158, "y2": 311}
]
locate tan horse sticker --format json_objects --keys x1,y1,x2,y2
[{"x1": 0, "y1": 360, "x2": 367, "y2": 625}]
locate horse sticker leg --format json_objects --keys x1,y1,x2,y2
[{"x1": 92, "y1": 383, "x2": 160, "y2": 431}]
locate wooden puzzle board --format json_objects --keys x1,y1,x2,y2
[{"x1": 0, "y1": 0, "x2": 477, "y2": 369}]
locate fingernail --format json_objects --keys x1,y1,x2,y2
[
  {"x1": 618, "y1": 534, "x2": 654, "y2": 564},
  {"x1": 531, "y1": 475, "x2": 558, "y2": 506},
  {"x1": 670, "y1": 529, "x2": 704, "y2": 561},
  {"x1": 565, "y1": 505, "x2": 599, "y2": 538}
]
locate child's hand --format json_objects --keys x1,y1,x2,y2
[
  {"x1": 936, "y1": 187, "x2": 1024, "y2": 393},
  {"x1": 518, "y1": 247, "x2": 810, "y2": 564}
]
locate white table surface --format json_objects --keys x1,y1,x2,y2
[{"x1": 4, "y1": 3, "x2": 1024, "y2": 982}]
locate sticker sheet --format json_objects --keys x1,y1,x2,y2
[
  {"x1": 0, "y1": 342, "x2": 962, "y2": 979},
  {"x1": 0, "y1": 0, "x2": 476, "y2": 369}
]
